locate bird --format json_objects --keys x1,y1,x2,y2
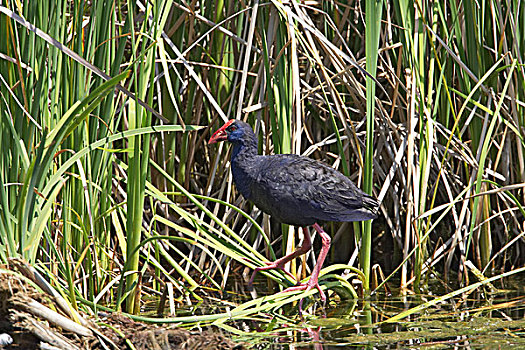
[{"x1": 209, "y1": 119, "x2": 379, "y2": 308}]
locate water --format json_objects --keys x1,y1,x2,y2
[
  {"x1": 143, "y1": 276, "x2": 525, "y2": 349},
  {"x1": 235, "y1": 281, "x2": 525, "y2": 349}
]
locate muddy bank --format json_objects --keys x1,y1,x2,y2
[{"x1": 0, "y1": 260, "x2": 245, "y2": 350}]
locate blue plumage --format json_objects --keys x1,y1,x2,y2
[
  {"x1": 209, "y1": 119, "x2": 379, "y2": 310},
  {"x1": 210, "y1": 120, "x2": 378, "y2": 225}
]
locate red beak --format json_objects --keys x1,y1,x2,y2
[
  {"x1": 208, "y1": 120, "x2": 235, "y2": 144},
  {"x1": 208, "y1": 127, "x2": 228, "y2": 144}
]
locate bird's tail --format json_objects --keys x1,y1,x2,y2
[{"x1": 363, "y1": 194, "x2": 380, "y2": 219}]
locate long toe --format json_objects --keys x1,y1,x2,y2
[
  {"x1": 281, "y1": 280, "x2": 326, "y2": 301},
  {"x1": 248, "y1": 261, "x2": 296, "y2": 288},
  {"x1": 307, "y1": 279, "x2": 327, "y2": 302},
  {"x1": 281, "y1": 280, "x2": 326, "y2": 315}
]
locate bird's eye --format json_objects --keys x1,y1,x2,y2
[{"x1": 228, "y1": 125, "x2": 237, "y2": 132}]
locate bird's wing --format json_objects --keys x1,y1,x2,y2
[{"x1": 251, "y1": 154, "x2": 375, "y2": 222}]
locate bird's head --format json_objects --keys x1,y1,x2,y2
[{"x1": 208, "y1": 119, "x2": 251, "y2": 144}]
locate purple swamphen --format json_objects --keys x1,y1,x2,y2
[{"x1": 209, "y1": 119, "x2": 379, "y2": 306}]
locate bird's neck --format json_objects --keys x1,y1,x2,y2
[
  {"x1": 231, "y1": 132, "x2": 258, "y2": 160},
  {"x1": 230, "y1": 132, "x2": 258, "y2": 199}
]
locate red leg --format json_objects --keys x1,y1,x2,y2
[
  {"x1": 248, "y1": 227, "x2": 312, "y2": 288},
  {"x1": 281, "y1": 223, "x2": 331, "y2": 310}
]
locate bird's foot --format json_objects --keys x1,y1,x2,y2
[
  {"x1": 248, "y1": 261, "x2": 296, "y2": 289},
  {"x1": 281, "y1": 279, "x2": 326, "y2": 302},
  {"x1": 281, "y1": 279, "x2": 326, "y2": 316}
]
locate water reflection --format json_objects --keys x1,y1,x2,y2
[{"x1": 236, "y1": 279, "x2": 525, "y2": 349}]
